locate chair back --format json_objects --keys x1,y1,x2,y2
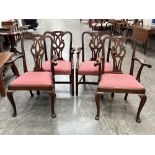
[
  {"x1": 21, "y1": 33, "x2": 52, "y2": 72},
  {"x1": 81, "y1": 31, "x2": 111, "y2": 62},
  {"x1": 44, "y1": 31, "x2": 72, "y2": 61},
  {"x1": 110, "y1": 37, "x2": 126, "y2": 73}
]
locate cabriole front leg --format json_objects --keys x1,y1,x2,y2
[
  {"x1": 7, "y1": 91, "x2": 17, "y2": 117},
  {"x1": 95, "y1": 92, "x2": 102, "y2": 120},
  {"x1": 136, "y1": 94, "x2": 147, "y2": 123},
  {"x1": 49, "y1": 91, "x2": 56, "y2": 118}
]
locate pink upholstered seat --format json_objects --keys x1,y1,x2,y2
[
  {"x1": 78, "y1": 60, "x2": 112, "y2": 75},
  {"x1": 42, "y1": 60, "x2": 71, "y2": 75},
  {"x1": 98, "y1": 73, "x2": 144, "y2": 91},
  {"x1": 9, "y1": 72, "x2": 52, "y2": 90}
]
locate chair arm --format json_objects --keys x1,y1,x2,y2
[
  {"x1": 132, "y1": 57, "x2": 152, "y2": 82},
  {"x1": 94, "y1": 56, "x2": 104, "y2": 67},
  {"x1": 70, "y1": 48, "x2": 76, "y2": 60},
  {"x1": 71, "y1": 48, "x2": 75, "y2": 57},
  {"x1": 94, "y1": 56, "x2": 104, "y2": 81},
  {"x1": 5, "y1": 54, "x2": 24, "y2": 65},
  {"x1": 77, "y1": 47, "x2": 82, "y2": 58},
  {"x1": 76, "y1": 47, "x2": 83, "y2": 68},
  {"x1": 51, "y1": 55, "x2": 58, "y2": 66},
  {"x1": 71, "y1": 48, "x2": 76, "y2": 53},
  {"x1": 133, "y1": 57, "x2": 152, "y2": 68}
]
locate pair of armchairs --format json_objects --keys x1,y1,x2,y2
[
  {"x1": 7, "y1": 31, "x2": 74, "y2": 118},
  {"x1": 75, "y1": 32, "x2": 151, "y2": 123}
]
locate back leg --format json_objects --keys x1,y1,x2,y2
[
  {"x1": 30, "y1": 90, "x2": 34, "y2": 97},
  {"x1": 124, "y1": 93, "x2": 128, "y2": 100},
  {"x1": 111, "y1": 92, "x2": 114, "y2": 98},
  {"x1": 37, "y1": 91, "x2": 40, "y2": 96}
]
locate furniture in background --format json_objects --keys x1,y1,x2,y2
[
  {"x1": 21, "y1": 19, "x2": 38, "y2": 30},
  {"x1": 1, "y1": 20, "x2": 20, "y2": 45},
  {"x1": 0, "y1": 50, "x2": 22, "y2": 97},
  {"x1": 76, "y1": 31, "x2": 112, "y2": 96},
  {"x1": 129, "y1": 25, "x2": 155, "y2": 54},
  {"x1": 95, "y1": 37, "x2": 152, "y2": 123},
  {"x1": 113, "y1": 19, "x2": 128, "y2": 36},
  {"x1": 7, "y1": 34, "x2": 56, "y2": 118},
  {"x1": 0, "y1": 52, "x2": 14, "y2": 96},
  {"x1": 0, "y1": 31, "x2": 22, "y2": 54},
  {"x1": 91, "y1": 19, "x2": 113, "y2": 32},
  {"x1": 43, "y1": 31, "x2": 75, "y2": 96}
]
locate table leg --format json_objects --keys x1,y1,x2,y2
[{"x1": 144, "y1": 41, "x2": 148, "y2": 55}]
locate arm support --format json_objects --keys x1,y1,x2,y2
[
  {"x1": 76, "y1": 47, "x2": 82, "y2": 68},
  {"x1": 94, "y1": 56, "x2": 104, "y2": 82},
  {"x1": 132, "y1": 57, "x2": 152, "y2": 82}
]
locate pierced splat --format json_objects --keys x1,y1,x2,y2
[
  {"x1": 111, "y1": 37, "x2": 126, "y2": 73},
  {"x1": 30, "y1": 35, "x2": 45, "y2": 71},
  {"x1": 51, "y1": 32, "x2": 65, "y2": 60},
  {"x1": 21, "y1": 34, "x2": 51, "y2": 72},
  {"x1": 89, "y1": 33, "x2": 105, "y2": 60},
  {"x1": 82, "y1": 32, "x2": 106, "y2": 61},
  {"x1": 44, "y1": 31, "x2": 72, "y2": 60}
]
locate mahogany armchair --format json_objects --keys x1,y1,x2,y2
[
  {"x1": 95, "y1": 37, "x2": 152, "y2": 123},
  {"x1": 7, "y1": 33, "x2": 56, "y2": 118},
  {"x1": 76, "y1": 31, "x2": 113, "y2": 96},
  {"x1": 42, "y1": 31, "x2": 75, "y2": 96}
]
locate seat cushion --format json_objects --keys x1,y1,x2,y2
[
  {"x1": 42, "y1": 60, "x2": 71, "y2": 75},
  {"x1": 9, "y1": 72, "x2": 52, "y2": 90},
  {"x1": 98, "y1": 73, "x2": 144, "y2": 91},
  {"x1": 78, "y1": 61, "x2": 112, "y2": 75}
]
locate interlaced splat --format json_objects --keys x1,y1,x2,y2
[
  {"x1": 89, "y1": 33, "x2": 105, "y2": 60},
  {"x1": 50, "y1": 32, "x2": 65, "y2": 60},
  {"x1": 111, "y1": 38, "x2": 126, "y2": 73},
  {"x1": 30, "y1": 35, "x2": 45, "y2": 71}
]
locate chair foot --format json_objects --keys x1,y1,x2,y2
[
  {"x1": 95, "y1": 115, "x2": 99, "y2": 120},
  {"x1": 52, "y1": 113, "x2": 56, "y2": 118},
  {"x1": 136, "y1": 117, "x2": 141, "y2": 123},
  {"x1": 12, "y1": 112, "x2": 17, "y2": 117}
]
